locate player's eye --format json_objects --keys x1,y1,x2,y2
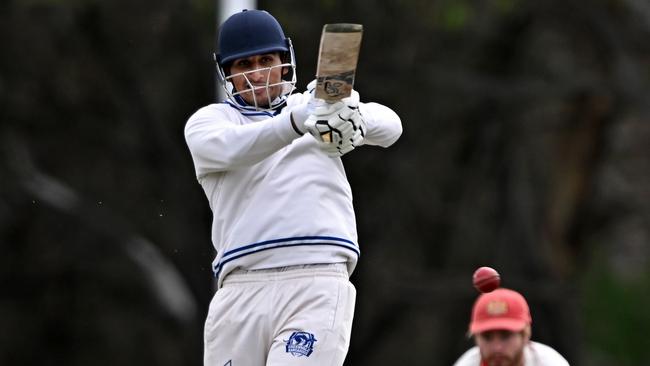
[
  {"x1": 235, "y1": 60, "x2": 251, "y2": 68},
  {"x1": 481, "y1": 333, "x2": 494, "y2": 341},
  {"x1": 260, "y1": 55, "x2": 276, "y2": 65}
]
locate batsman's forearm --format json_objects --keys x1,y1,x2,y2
[{"x1": 359, "y1": 102, "x2": 402, "y2": 147}]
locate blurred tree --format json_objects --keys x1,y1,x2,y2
[{"x1": 0, "y1": 0, "x2": 216, "y2": 364}]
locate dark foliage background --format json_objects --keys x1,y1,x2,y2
[{"x1": 2, "y1": 0, "x2": 649, "y2": 365}]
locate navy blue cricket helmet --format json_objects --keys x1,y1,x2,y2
[
  {"x1": 214, "y1": 9, "x2": 297, "y2": 111},
  {"x1": 216, "y1": 9, "x2": 291, "y2": 66}
]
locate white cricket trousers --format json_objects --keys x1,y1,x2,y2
[{"x1": 204, "y1": 263, "x2": 356, "y2": 366}]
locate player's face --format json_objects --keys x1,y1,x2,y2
[
  {"x1": 228, "y1": 53, "x2": 288, "y2": 107},
  {"x1": 476, "y1": 329, "x2": 528, "y2": 366}
]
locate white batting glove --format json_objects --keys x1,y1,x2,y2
[{"x1": 304, "y1": 90, "x2": 366, "y2": 157}]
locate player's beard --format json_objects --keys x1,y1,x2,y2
[{"x1": 482, "y1": 348, "x2": 524, "y2": 366}]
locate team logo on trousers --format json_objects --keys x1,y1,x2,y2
[{"x1": 285, "y1": 331, "x2": 317, "y2": 357}]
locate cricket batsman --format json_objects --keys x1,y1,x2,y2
[{"x1": 184, "y1": 9, "x2": 402, "y2": 366}]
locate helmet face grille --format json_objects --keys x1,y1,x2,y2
[{"x1": 220, "y1": 63, "x2": 297, "y2": 112}]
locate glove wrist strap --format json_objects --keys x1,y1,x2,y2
[{"x1": 290, "y1": 112, "x2": 305, "y2": 136}]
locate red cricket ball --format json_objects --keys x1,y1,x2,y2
[{"x1": 472, "y1": 266, "x2": 501, "y2": 293}]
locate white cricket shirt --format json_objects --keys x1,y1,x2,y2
[
  {"x1": 453, "y1": 341, "x2": 570, "y2": 366},
  {"x1": 185, "y1": 90, "x2": 402, "y2": 287}
]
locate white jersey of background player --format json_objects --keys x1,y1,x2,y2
[
  {"x1": 453, "y1": 288, "x2": 570, "y2": 366},
  {"x1": 184, "y1": 9, "x2": 402, "y2": 366}
]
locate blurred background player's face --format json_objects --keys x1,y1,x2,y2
[
  {"x1": 228, "y1": 53, "x2": 287, "y2": 107},
  {"x1": 476, "y1": 329, "x2": 528, "y2": 366}
]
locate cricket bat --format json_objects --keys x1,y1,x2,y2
[{"x1": 314, "y1": 23, "x2": 363, "y2": 142}]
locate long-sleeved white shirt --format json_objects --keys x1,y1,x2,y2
[
  {"x1": 453, "y1": 341, "x2": 570, "y2": 366},
  {"x1": 185, "y1": 90, "x2": 402, "y2": 287}
]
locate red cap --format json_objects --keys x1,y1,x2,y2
[{"x1": 469, "y1": 288, "x2": 532, "y2": 334}]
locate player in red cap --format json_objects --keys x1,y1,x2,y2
[{"x1": 453, "y1": 288, "x2": 570, "y2": 366}]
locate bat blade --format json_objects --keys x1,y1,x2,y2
[{"x1": 315, "y1": 23, "x2": 363, "y2": 102}]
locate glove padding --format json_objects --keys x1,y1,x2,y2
[{"x1": 304, "y1": 91, "x2": 366, "y2": 157}]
